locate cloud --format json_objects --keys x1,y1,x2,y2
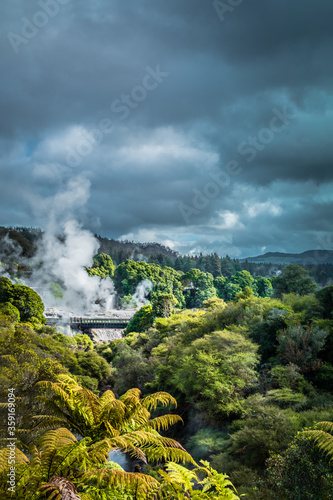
[{"x1": 1, "y1": 0, "x2": 333, "y2": 258}]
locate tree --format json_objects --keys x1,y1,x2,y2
[
  {"x1": 255, "y1": 275, "x2": 273, "y2": 297},
  {"x1": 75, "y1": 350, "x2": 111, "y2": 381},
  {"x1": 0, "y1": 277, "x2": 13, "y2": 303},
  {"x1": 316, "y1": 285, "x2": 333, "y2": 319},
  {"x1": 74, "y1": 333, "x2": 94, "y2": 351},
  {"x1": 11, "y1": 284, "x2": 45, "y2": 324},
  {"x1": 87, "y1": 253, "x2": 115, "y2": 278},
  {"x1": 221, "y1": 256, "x2": 236, "y2": 278},
  {"x1": 229, "y1": 270, "x2": 255, "y2": 291},
  {"x1": 277, "y1": 324, "x2": 329, "y2": 372},
  {"x1": 264, "y1": 430, "x2": 333, "y2": 499},
  {"x1": 223, "y1": 283, "x2": 242, "y2": 302},
  {"x1": 170, "y1": 330, "x2": 259, "y2": 419},
  {"x1": 151, "y1": 291, "x2": 178, "y2": 318},
  {"x1": 212, "y1": 253, "x2": 222, "y2": 278},
  {"x1": 214, "y1": 276, "x2": 228, "y2": 299},
  {"x1": 0, "y1": 302, "x2": 20, "y2": 322},
  {"x1": 125, "y1": 304, "x2": 154, "y2": 334},
  {"x1": 0, "y1": 277, "x2": 45, "y2": 324},
  {"x1": 34, "y1": 374, "x2": 194, "y2": 466},
  {"x1": 182, "y1": 269, "x2": 217, "y2": 308},
  {"x1": 273, "y1": 265, "x2": 317, "y2": 297}
]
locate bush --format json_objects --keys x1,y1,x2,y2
[
  {"x1": 264, "y1": 432, "x2": 333, "y2": 499},
  {"x1": 75, "y1": 351, "x2": 111, "y2": 382}
]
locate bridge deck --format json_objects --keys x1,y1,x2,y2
[{"x1": 70, "y1": 317, "x2": 130, "y2": 329}]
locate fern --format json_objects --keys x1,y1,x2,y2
[
  {"x1": 302, "y1": 421, "x2": 333, "y2": 462},
  {"x1": 33, "y1": 375, "x2": 192, "y2": 468},
  {"x1": 155, "y1": 460, "x2": 241, "y2": 499},
  {"x1": 142, "y1": 391, "x2": 178, "y2": 411}
]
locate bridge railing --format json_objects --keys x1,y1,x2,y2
[{"x1": 70, "y1": 317, "x2": 130, "y2": 328}]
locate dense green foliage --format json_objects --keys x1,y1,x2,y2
[
  {"x1": 263, "y1": 431, "x2": 333, "y2": 499},
  {"x1": 96, "y1": 286, "x2": 333, "y2": 497},
  {"x1": 1, "y1": 239, "x2": 333, "y2": 497},
  {"x1": 0, "y1": 276, "x2": 45, "y2": 324},
  {"x1": 86, "y1": 253, "x2": 115, "y2": 278},
  {"x1": 0, "y1": 285, "x2": 242, "y2": 499},
  {"x1": 272, "y1": 265, "x2": 317, "y2": 297}
]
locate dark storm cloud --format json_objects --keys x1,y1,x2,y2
[{"x1": 0, "y1": 0, "x2": 332, "y2": 257}]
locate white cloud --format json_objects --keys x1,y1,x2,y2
[{"x1": 245, "y1": 201, "x2": 282, "y2": 218}]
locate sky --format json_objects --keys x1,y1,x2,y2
[{"x1": 1, "y1": 0, "x2": 333, "y2": 259}]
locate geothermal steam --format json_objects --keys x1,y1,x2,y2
[
  {"x1": 27, "y1": 176, "x2": 116, "y2": 313},
  {"x1": 31, "y1": 219, "x2": 115, "y2": 313}
]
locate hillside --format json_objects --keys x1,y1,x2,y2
[{"x1": 243, "y1": 250, "x2": 333, "y2": 266}]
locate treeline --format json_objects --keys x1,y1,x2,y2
[
  {"x1": 88, "y1": 256, "x2": 317, "y2": 314},
  {"x1": 1, "y1": 226, "x2": 333, "y2": 286}
]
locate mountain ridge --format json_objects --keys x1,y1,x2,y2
[{"x1": 242, "y1": 250, "x2": 333, "y2": 265}]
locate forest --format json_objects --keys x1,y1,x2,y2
[
  {"x1": 0, "y1": 240, "x2": 333, "y2": 498},
  {"x1": 1, "y1": 226, "x2": 333, "y2": 286}
]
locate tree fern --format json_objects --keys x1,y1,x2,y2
[
  {"x1": 33, "y1": 375, "x2": 193, "y2": 466},
  {"x1": 0, "y1": 428, "x2": 160, "y2": 499},
  {"x1": 302, "y1": 421, "x2": 333, "y2": 462}
]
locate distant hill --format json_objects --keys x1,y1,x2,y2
[{"x1": 242, "y1": 250, "x2": 333, "y2": 266}]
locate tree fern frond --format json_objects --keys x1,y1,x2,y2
[
  {"x1": 37, "y1": 428, "x2": 77, "y2": 452},
  {"x1": 145, "y1": 446, "x2": 196, "y2": 465},
  {"x1": 37, "y1": 380, "x2": 72, "y2": 405},
  {"x1": 75, "y1": 388, "x2": 100, "y2": 425},
  {"x1": 142, "y1": 392, "x2": 178, "y2": 411},
  {"x1": 315, "y1": 421, "x2": 333, "y2": 434},
  {"x1": 103, "y1": 436, "x2": 148, "y2": 463},
  {"x1": 120, "y1": 388, "x2": 142, "y2": 401},
  {"x1": 99, "y1": 399, "x2": 126, "y2": 429},
  {"x1": 0, "y1": 447, "x2": 29, "y2": 469},
  {"x1": 102, "y1": 420, "x2": 121, "y2": 439},
  {"x1": 303, "y1": 429, "x2": 333, "y2": 461},
  {"x1": 82, "y1": 467, "x2": 160, "y2": 500},
  {"x1": 99, "y1": 389, "x2": 116, "y2": 405},
  {"x1": 161, "y1": 461, "x2": 197, "y2": 490},
  {"x1": 199, "y1": 460, "x2": 240, "y2": 499},
  {"x1": 145, "y1": 414, "x2": 183, "y2": 432}
]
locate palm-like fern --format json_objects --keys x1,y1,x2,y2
[
  {"x1": 33, "y1": 374, "x2": 194, "y2": 466},
  {"x1": 302, "y1": 421, "x2": 333, "y2": 462},
  {"x1": 0, "y1": 428, "x2": 161, "y2": 500}
]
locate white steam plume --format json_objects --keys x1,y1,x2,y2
[
  {"x1": 132, "y1": 279, "x2": 153, "y2": 306},
  {"x1": 27, "y1": 176, "x2": 116, "y2": 314}
]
